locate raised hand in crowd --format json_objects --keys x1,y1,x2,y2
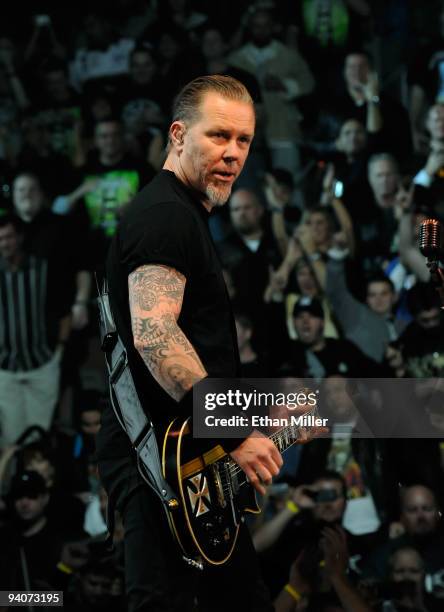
[
  {"x1": 320, "y1": 162, "x2": 336, "y2": 206},
  {"x1": 264, "y1": 172, "x2": 291, "y2": 212},
  {"x1": 263, "y1": 264, "x2": 290, "y2": 303},
  {"x1": 264, "y1": 171, "x2": 293, "y2": 257},
  {"x1": 320, "y1": 526, "x2": 373, "y2": 612},
  {"x1": 394, "y1": 179, "x2": 415, "y2": 218},
  {"x1": 361, "y1": 71, "x2": 379, "y2": 104}
]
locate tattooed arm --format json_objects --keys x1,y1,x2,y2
[
  {"x1": 128, "y1": 264, "x2": 207, "y2": 401},
  {"x1": 129, "y1": 266, "x2": 283, "y2": 492}
]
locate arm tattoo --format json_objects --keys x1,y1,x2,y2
[
  {"x1": 129, "y1": 266, "x2": 184, "y2": 311},
  {"x1": 128, "y1": 264, "x2": 207, "y2": 401}
]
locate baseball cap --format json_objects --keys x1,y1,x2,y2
[
  {"x1": 292, "y1": 296, "x2": 324, "y2": 319},
  {"x1": 9, "y1": 471, "x2": 47, "y2": 500}
]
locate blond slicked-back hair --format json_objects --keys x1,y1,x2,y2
[{"x1": 167, "y1": 75, "x2": 254, "y2": 149}]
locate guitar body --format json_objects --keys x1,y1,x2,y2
[{"x1": 162, "y1": 416, "x2": 260, "y2": 566}]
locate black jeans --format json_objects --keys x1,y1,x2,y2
[{"x1": 99, "y1": 457, "x2": 274, "y2": 612}]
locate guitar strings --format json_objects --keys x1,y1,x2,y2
[
  {"x1": 221, "y1": 424, "x2": 312, "y2": 492},
  {"x1": 218, "y1": 412, "x2": 318, "y2": 495}
]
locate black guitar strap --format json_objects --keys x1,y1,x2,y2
[{"x1": 96, "y1": 278, "x2": 178, "y2": 511}]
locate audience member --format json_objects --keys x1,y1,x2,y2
[
  {"x1": 229, "y1": 6, "x2": 315, "y2": 177},
  {"x1": 326, "y1": 247, "x2": 404, "y2": 362},
  {"x1": 363, "y1": 484, "x2": 444, "y2": 600},
  {"x1": 328, "y1": 50, "x2": 412, "y2": 160},
  {"x1": 0, "y1": 215, "x2": 71, "y2": 445},
  {"x1": 283, "y1": 296, "x2": 383, "y2": 378},
  {"x1": 19, "y1": 441, "x2": 86, "y2": 538},
  {"x1": 70, "y1": 117, "x2": 154, "y2": 267},
  {"x1": 235, "y1": 311, "x2": 268, "y2": 377},
  {"x1": 398, "y1": 283, "x2": 444, "y2": 377},
  {"x1": 12, "y1": 172, "x2": 91, "y2": 330},
  {"x1": 31, "y1": 60, "x2": 81, "y2": 161},
  {"x1": 0, "y1": 471, "x2": 67, "y2": 589},
  {"x1": 378, "y1": 546, "x2": 442, "y2": 611},
  {"x1": 257, "y1": 470, "x2": 370, "y2": 598},
  {"x1": 217, "y1": 188, "x2": 283, "y2": 352},
  {"x1": 413, "y1": 103, "x2": 444, "y2": 216},
  {"x1": 409, "y1": 3, "x2": 444, "y2": 153}
]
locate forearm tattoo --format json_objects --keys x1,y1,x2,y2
[{"x1": 128, "y1": 264, "x2": 207, "y2": 401}]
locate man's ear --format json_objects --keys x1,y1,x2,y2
[{"x1": 169, "y1": 121, "x2": 186, "y2": 148}]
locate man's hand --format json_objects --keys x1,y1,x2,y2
[
  {"x1": 362, "y1": 71, "x2": 379, "y2": 103},
  {"x1": 264, "y1": 172, "x2": 291, "y2": 210},
  {"x1": 394, "y1": 181, "x2": 414, "y2": 217},
  {"x1": 291, "y1": 485, "x2": 317, "y2": 510},
  {"x1": 320, "y1": 526, "x2": 349, "y2": 580},
  {"x1": 59, "y1": 540, "x2": 90, "y2": 571},
  {"x1": 263, "y1": 264, "x2": 288, "y2": 302},
  {"x1": 71, "y1": 302, "x2": 89, "y2": 330},
  {"x1": 331, "y1": 230, "x2": 349, "y2": 251},
  {"x1": 230, "y1": 431, "x2": 283, "y2": 496}
]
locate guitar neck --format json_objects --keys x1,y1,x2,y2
[
  {"x1": 268, "y1": 407, "x2": 317, "y2": 454},
  {"x1": 225, "y1": 407, "x2": 318, "y2": 474}
]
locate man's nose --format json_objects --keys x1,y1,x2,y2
[{"x1": 223, "y1": 140, "x2": 241, "y2": 160}]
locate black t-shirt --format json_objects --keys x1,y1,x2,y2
[
  {"x1": 96, "y1": 170, "x2": 241, "y2": 461},
  {"x1": 0, "y1": 522, "x2": 65, "y2": 589}
]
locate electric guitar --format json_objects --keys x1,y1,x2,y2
[{"x1": 162, "y1": 406, "x2": 317, "y2": 569}]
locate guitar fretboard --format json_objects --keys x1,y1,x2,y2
[
  {"x1": 269, "y1": 406, "x2": 317, "y2": 453},
  {"x1": 226, "y1": 406, "x2": 318, "y2": 475}
]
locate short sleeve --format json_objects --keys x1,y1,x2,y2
[{"x1": 121, "y1": 201, "x2": 202, "y2": 279}]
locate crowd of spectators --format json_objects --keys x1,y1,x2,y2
[{"x1": 2, "y1": 0, "x2": 444, "y2": 610}]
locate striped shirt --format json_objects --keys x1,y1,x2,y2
[{"x1": 0, "y1": 255, "x2": 71, "y2": 372}]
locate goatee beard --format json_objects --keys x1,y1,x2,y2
[{"x1": 206, "y1": 183, "x2": 232, "y2": 207}]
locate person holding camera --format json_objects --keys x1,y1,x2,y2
[
  {"x1": 256, "y1": 470, "x2": 370, "y2": 599},
  {"x1": 274, "y1": 526, "x2": 373, "y2": 612}
]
